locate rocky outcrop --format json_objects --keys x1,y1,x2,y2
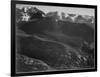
[{"x1": 16, "y1": 54, "x2": 50, "y2": 72}]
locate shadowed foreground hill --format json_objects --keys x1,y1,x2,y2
[
  {"x1": 16, "y1": 18, "x2": 95, "y2": 72},
  {"x1": 17, "y1": 34, "x2": 94, "y2": 72},
  {"x1": 17, "y1": 35, "x2": 68, "y2": 67},
  {"x1": 58, "y1": 21, "x2": 94, "y2": 44},
  {"x1": 19, "y1": 18, "x2": 55, "y2": 35},
  {"x1": 19, "y1": 18, "x2": 94, "y2": 46}
]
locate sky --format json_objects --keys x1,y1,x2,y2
[{"x1": 16, "y1": 4, "x2": 95, "y2": 16}]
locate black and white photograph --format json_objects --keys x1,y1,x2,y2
[{"x1": 11, "y1": 0, "x2": 97, "y2": 76}]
